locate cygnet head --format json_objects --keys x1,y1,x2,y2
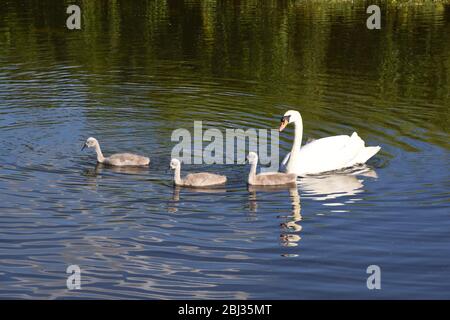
[
  {"x1": 246, "y1": 152, "x2": 259, "y2": 165},
  {"x1": 170, "y1": 158, "x2": 181, "y2": 170},
  {"x1": 82, "y1": 137, "x2": 99, "y2": 151},
  {"x1": 279, "y1": 110, "x2": 301, "y2": 132}
]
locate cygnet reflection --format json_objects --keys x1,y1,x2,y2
[
  {"x1": 247, "y1": 185, "x2": 302, "y2": 250},
  {"x1": 167, "y1": 185, "x2": 227, "y2": 213}
]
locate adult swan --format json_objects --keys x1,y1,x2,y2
[{"x1": 279, "y1": 110, "x2": 380, "y2": 176}]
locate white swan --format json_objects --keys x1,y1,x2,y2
[{"x1": 279, "y1": 110, "x2": 380, "y2": 176}]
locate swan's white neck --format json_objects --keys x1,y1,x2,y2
[
  {"x1": 248, "y1": 161, "x2": 258, "y2": 184},
  {"x1": 173, "y1": 166, "x2": 182, "y2": 185},
  {"x1": 94, "y1": 143, "x2": 105, "y2": 163},
  {"x1": 290, "y1": 117, "x2": 303, "y2": 158}
]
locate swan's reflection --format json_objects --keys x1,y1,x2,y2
[
  {"x1": 167, "y1": 185, "x2": 228, "y2": 213},
  {"x1": 81, "y1": 164, "x2": 101, "y2": 191},
  {"x1": 298, "y1": 166, "x2": 377, "y2": 201},
  {"x1": 248, "y1": 185, "x2": 302, "y2": 250},
  {"x1": 280, "y1": 187, "x2": 302, "y2": 250},
  {"x1": 94, "y1": 163, "x2": 150, "y2": 175},
  {"x1": 167, "y1": 186, "x2": 181, "y2": 213},
  {"x1": 247, "y1": 183, "x2": 296, "y2": 212},
  {"x1": 246, "y1": 166, "x2": 378, "y2": 254},
  {"x1": 82, "y1": 163, "x2": 151, "y2": 191}
]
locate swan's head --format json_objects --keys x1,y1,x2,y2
[
  {"x1": 246, "y1": 152, "x2": 258, "y2": 165},
  {"x1": 279, "y1": 110, "x2": 301, "y2": 132},
  {"x1": 170, "y1": 158, "x2": 181, "y2": 170},
  {"x1": 82, "y1": 137, "x2": 99, "y2": 151}
]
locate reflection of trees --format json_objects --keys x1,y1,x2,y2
[
  {"x1": 1, "y1": 1, "x2": 448, "y2": 144},
  {"x1": 1, "y1": 1, "x2": 447, "y2": 87}
]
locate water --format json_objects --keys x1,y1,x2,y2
[{"x1": 0, "y1": 0, "x2": 449, "y2": 299}]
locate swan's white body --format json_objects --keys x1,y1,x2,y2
[{"x1": 280, "y1": 110, "x2": 380, "y2": 176}]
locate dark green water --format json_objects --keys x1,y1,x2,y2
[{"x1": 0, "y1": 0, "x2": 449, "y2": 298}]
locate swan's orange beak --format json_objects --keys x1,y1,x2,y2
[{"x1": 279, "y1": 118, "x2": 288, "y2": 132}]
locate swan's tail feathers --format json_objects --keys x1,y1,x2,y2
[
  {"x1": 354, "y1": 146, "x2": 381, "y2": 164},
  {"x1": 350, "y1": 132, "x2": 364, "y2": 144},
  {"x1": 350, "y1": 132, "x2": 365, "y2": 149}
]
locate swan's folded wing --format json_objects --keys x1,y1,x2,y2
[
  {"x1": 296, "y1": 135, "x2": 363, "y2": 173},
  {"x1": 106, "y1": 153, "x2": 149, "y2": 166},
  {"x1": 255, "y1": 172, "x2": 297, "y2": 185},
  {"x1": 185, "y1": 173, "x2": 226, "y2": 186}
]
